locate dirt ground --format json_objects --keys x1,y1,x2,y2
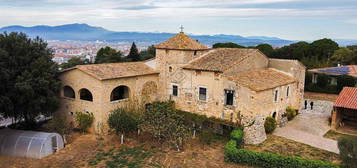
[
  {"x1": 304, "y1": 91, "x2": 339, "y2": 102},
  {"x1": 0, "y1": 132, "x2": 340, "y2": 168},
  {"x1": 0, "y1": 133, "x2": 249, "y2": 168}
]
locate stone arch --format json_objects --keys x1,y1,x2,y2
[
  {"x1": 63, "y1": 86, "x2": 75, "y2": 98},
  {"x1": 79, "y1": 88, "x2": 93, "y2": 101},
  {"x1": 110, "y1": 85, "x2": 130, "y2": 101},
  {"x1": 272, "y1": 112, "x2": 277, "y2": 119},
  {"x1": 141, "y1": 81, "x2": 157, "y2": 96}
]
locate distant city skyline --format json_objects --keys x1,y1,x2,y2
[{"x1": 1, "y1": 0, "x2": 357, "y2": 40}]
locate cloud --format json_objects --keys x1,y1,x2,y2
[{"x1": 344, "y1": 19, "x2": 357, "y2": 24}]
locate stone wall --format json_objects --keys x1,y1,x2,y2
[
  {"x1": 57, "y1": 69, "x2": 159, "y2": 133},
  {"x1": 268, "y1": 59, "x2": 306, "y2": 109}
]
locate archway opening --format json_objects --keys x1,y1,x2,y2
[
  {"x1": 63, "y1": 86, "x2": 75, "y2": 98},
  {"x1": 79, "y1": 88, "x2": 93, "y2": 101},
  {"x1": 111, "y1": 85, "x2": 130, "y2": 101}
]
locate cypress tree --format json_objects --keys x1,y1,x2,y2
[{"x1": 127, "y1": 42, "x2": 140, "y2": 61}]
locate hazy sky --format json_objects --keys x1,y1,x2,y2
[{"x1": 1, "y1": 0, "x2": 357, "y2": 40}]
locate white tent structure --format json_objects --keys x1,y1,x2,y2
[{"x1": 0, "y1": 129, "x2": 64, "y2": 159}]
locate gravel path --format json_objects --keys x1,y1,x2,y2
[{"x1": 273, "y1": 99, "x2": 339, "y2": 154}]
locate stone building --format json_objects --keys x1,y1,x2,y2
[{"x1": 57, "y1": 32, "x2": 305, "y2": 144}]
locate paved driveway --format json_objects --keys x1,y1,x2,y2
[{"x1": 273, "y1": 99, "x2": 339, "y2": 154}]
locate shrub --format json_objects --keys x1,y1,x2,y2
[
  {"x1": 108, "y1": 108, "x2": 139, "y2": 144},
  {"x1": 74, "y1": 112, "x2": 94, "y2": 132},
  {"x1": 338, "y1": 136, "x2": 357, "y2": 168},
  {"x1": 199, "y1": 130, "x2": 215, "y2": 146},
  {"x1": 264, "y1": 117, "x2": 277, "y2": 134},
  {"x1": 144, "y1": 101, "x2": 190, "y2": 151},
  {"x1": 230, "y1": 129, "x2": 243, "y2": 148},
  {"x1": 337, "y1": 75, "x2": 356, "y2": 92},
  {"x1": 286, "y1": 106, "x2": 298, "y2": 121},
  {"x1": 224, "y1": 140, "x2": 340, "y2": 168},
  {"x1": 317, "y1": 74, "x2": 329, "y2": 88},
  {"x1": 43, "y1": 115, "x2": 71, "y2": 135}
]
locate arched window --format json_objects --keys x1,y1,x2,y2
[
  {"x1": 79, "y1": 88, "x2": 93, "y2": 101},
  {"x1": 272, "y1": 112, "x2": 277, "y2": 119},
  {"x1": 63, "y1": 86, "x2": 75, "y2": 98},
  {"x1": 110, "y1": 85, "x2": 130, "y2": 101}
]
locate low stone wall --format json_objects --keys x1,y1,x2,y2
[{"x1": 243, "y1": 116, "x2": 267, "y2": 144}]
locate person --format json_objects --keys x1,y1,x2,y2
[
  {"x1": 310, "y1": 101, "x2": 314, "y2": 110},
  {"x1": 304, "y1": 100, "x2": 307, "y2": 109}
]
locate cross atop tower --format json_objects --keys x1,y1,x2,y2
[{"x1": 179, "y1": 25, "x2": 184, "y2": 33}]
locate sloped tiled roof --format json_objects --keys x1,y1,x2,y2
[
  {"x1": 155, "y1": 32, "x2": 208, "y2": 50},
  {"x1": 62, "y1": 62, "x2": 159, "y2": 80},
  {"x1": 227, "y1": 68, "x2": 297, "y2": 91},
  {"x1": 334, "y1": 87, "x2": 357, "y2": 110},
  {"x1": 183, "y1": 48, "x2": 261, "y2": 72},
  {"x1": 308, "y1": 65, "x2": 357, "y2": 78}
]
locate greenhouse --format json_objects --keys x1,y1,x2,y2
[{"x1": 0, "y1": 128, "x2": 64, "y2": 159}]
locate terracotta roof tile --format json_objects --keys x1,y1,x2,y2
[
  {"x1": 183, "y1": 48, "x2": 260, "y2": 72},
  {"x1": 227, "y1": 68, "x2": 297, "y2": 91},
  {"x1": 62, "y1": 62, "x2": 159, "y2": 80},
  {"x1": 334, "y1": 87, "x2": 357, "y2": 110},
  {"x1": 155, "y1": 32, "x2": 208, "y2": 50}
]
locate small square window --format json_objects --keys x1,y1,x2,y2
[
  {"x1": 199, "y1": 87, "x2": 207, "y2": 101},
  {"x1": 172, "y1": 85, "x2": 178, "y2": 96}
]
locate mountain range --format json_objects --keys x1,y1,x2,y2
[{"x1": 1, "y1": 23, "x2": 356, "y2": 47}]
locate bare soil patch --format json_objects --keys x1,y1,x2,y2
[
  {"x1": 304, "y1": 91, "x2": 338, "y2": 101},
  {"x1": 0, "y1": 133, "x2": 339, "y2": 168}
]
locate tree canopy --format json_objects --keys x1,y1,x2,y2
[
  {"x1": 255, "y1": 43, "x2": 274, "y2": 57},
  {"x1": 95, "y1": 46, "x2": 122, "y2": 64},
  {"x1": 139, "y1": 45, "x2": 156, "y2": 61},
  {"x1": 0, "y1": 32, "x2": 60, "y2": 127},
  {"x1": 212, "y1": 42, "x2": 245, "y2": 48},
  {"x1": 60, "y1": 57, "x2": 89, "y2": 69},
  {"x1": 127, "y1": 42, "x2": 140, "y2": 61}
]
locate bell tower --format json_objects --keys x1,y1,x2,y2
[{"x1": 154, "y1": 28, "x2": 210, "y2": 99}]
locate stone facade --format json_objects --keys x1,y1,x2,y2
[
  {"x1": 57, "y1": 32, "x2": 305, "y2": 144},
  {"x1": 57, "y1": 68, "x2": 158, "y2": 133}
]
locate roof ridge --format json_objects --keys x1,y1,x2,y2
[{"x1": 221, "y1": 49, "x2": 259, "y2": 72}]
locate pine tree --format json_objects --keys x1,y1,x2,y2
[
  {"x1": 127, "y1": 42, "x2": 140, "y2": 61},
  {"x1": 0, "y1": 32, "x2": 60, "y2": 128}
]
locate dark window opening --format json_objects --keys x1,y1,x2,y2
[
  {"x1": 225, "y1": 89, "x2": 234, "y2": 106},
  {"x1": 63, "y1": 86, "x2": 75, "y2": 98},
  {"x1": 79, "y1": 88, "x2": 93, "y2": 101},
  {"x1": 199, "y1": 87, "x2": 207, "y2": 101},
  {"x1": 194, "y1": 51, "x2": 197, "y2": 55},
  {"x1": 172, "y1": 85, "x2": 178, "y2": 96},
  {"x1": 111, "y1": 86, "x2": 130, "y2": 101},
  {"x1": 169, "y1": 66, "x2": 173, "y2": 72},
  {"x1": 274, "y1": 90, "x2": 278, "y2": 102},
  {"x1": 286, "y1": 86, "x2": 290, "y2": 97},
  {"x1": 272, "y1": 112, "x2": 277, "y2": 119}
]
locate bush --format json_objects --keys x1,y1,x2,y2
[
  {"x1": 317, "y1": 74, "x2": 329, "y2": 88},
  {"x1": 43, "y1": 115, "x2": 70, "y2": 135},
  {"x1": 264, "y1": 117, "x2": 277, "y2": 134},
  {"x1": 230, "y1": 129, "x2": 243, "y2": 148},
  {"x1": 74, "y1": 112, "x2": 94, "y2": 132},
  {"x1": 108, "y1": 108, "x2": 138, "y2": 135},
  {"x1": 338, "y1": 136, "x2": 357, "y2": 168},
  {"x1": 199, "y1": 130, "x2": 216, "y2": 146},
  {"x1": 337, "y1": 75, "x2": 356, "y2": 92},
  {"x1": 286, "y1": 106, "x2": 298, "y2": 121},
  {"x1": 224, "y1": 140, "x2": 340, "y2": 168}
]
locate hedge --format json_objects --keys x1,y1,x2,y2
[
  {"x1": 230, "y1": 129, "x2": 243, "y2": 147},
  {"x1": 224, "y1": 139, "x2": 340, "y2": 168}
]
